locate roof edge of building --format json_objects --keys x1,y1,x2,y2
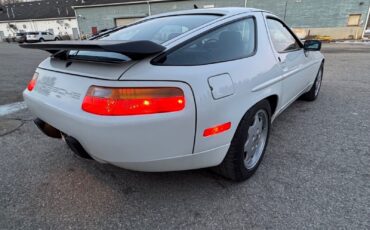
[
  {"x1": 72, "y1": 0, "x2": 183, "y2": 9},
  {"x1": 0, "y1": 17, "x2": 76, "y2": 23}
]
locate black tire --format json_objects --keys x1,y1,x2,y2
[
  {"x1": 300, "y1": 63, "x2": 324, "y2": 101},
  {"x1": 214, "y1": 100, "x2": 271, "y2": 181},
  {"x1": 55, "y1": 37, "x2": 59, "y2": 41},
  {"x1": 39, "y1": 38, "x2": 44, "y2": 42}
]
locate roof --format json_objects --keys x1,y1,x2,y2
[
  {"x1": 0, "y1": 0, "x2": 151, "y2": 22},
  {"x1": 72, "y1": 0, "x2": 186, "y2": 9}
]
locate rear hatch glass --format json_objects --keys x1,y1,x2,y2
[{"x1": 68, "y1": 14, "x2": 220, "y2": 63}]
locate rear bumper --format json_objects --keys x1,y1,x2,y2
[
  {"x1": 26, "y1": 38, "x2": 39, "y2": 41},
  {"x1": 24, "y1": 94, "x2": 227, "y2": 171},
  {"x1": 23, "y1": 69, "x2": 228, "y2": 171},
  {"x1": 108, "y1": 144, "x2": 229, "y2": 172},
  {"x1": 15, "y1": 37, "x2": 26, "y2": 43}
]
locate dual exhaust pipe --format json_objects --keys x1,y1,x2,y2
[{"x1": 34, "y1": 118, "x2": 92, "y2": 159}]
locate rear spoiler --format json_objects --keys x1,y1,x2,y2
[{"x1": 19, "y1": 40, "x2": 166, "y2": 60}]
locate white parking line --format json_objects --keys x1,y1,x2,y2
[{"x1": 0, "y1": 102, "x2": 27, "y2": 117}]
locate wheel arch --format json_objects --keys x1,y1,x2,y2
[
  {"x1": 265, "y1": 95, "x2": 279, "y2": 117},
  {"x1": 230, "y1": 94, "x2": 279, "y2": 141}
]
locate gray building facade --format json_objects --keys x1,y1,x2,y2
[{"x1": 74, "y1": 0, "x2": 370, "y2": 39}]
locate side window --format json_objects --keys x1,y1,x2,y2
[
  {"x1": 41, "y1": 32, "x2": 47, "y2": 35},
  {"x1": 156, "y1": 17, "x2": 256, "y2": 66},
  {"x1": 267, "y1": 18, "x2": 301, "y2": 53}
]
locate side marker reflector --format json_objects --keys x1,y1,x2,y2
[{"x1": 203, "y1": 122, "x2": 231, "y2": 137}]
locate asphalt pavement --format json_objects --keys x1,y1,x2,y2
[
  {"x1": 0, "y1": 43, "x2": 48, "y2": 105},
  {"x1": 0, "y1": 42, "x2": 369, "y2": 229}
]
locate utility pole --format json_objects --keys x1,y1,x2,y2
[
  {"x1": 362, "y1": 6, "x2": 370, "y2": 39},
  {"x1": 283, "y1": 0, "x2": 288, "y2": 21}
]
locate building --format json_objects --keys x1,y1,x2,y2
[
  {"x1": 246, "y1": 0, "x2": 370, "y2": 40},
  {"x1": 1, "y1": 0, "x2": 369, "y2": 40},
  {"x1": 73, "y1": 0, "x2": 370, "y2": 40},
  {"x1": 0, "y1": 0, "x2": 157, "y2": 40},
  {"x1": 0, "y1": 0, "x2": 80, "y2": 40},
  {"x1": 0, "y1": 0, "x2": 133, "y2": 40}
]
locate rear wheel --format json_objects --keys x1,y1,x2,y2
[
  {"x1": 301, "y1": 63, "x2": 324, "y2": 101},
  {"x1": 214, "y1": 100, "x2": 271, "y2": 181},
  {"x1": 39, "y1": 38, "x2": 44, "y2": 42}
]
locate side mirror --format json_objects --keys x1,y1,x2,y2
[{"x1": 304, "y1": 40, "x2": 321, "y2": 51}]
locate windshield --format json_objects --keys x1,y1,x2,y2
[{"x1": 69, "y1": 14, "x2": 220, "y2": 62}]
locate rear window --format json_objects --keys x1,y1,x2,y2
[
  {"x1": 103, "y1": 14, "x2": 219, "y2": 43},
  {"x1": 69, "y1": 14, "x2": 220, "y2": 62}
]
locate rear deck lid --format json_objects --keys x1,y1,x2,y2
[{"x1": 35, "y1": 56, "x2": 135, "y2": 80}]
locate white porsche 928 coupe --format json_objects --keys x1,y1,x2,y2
[{"x1": 22, "y1": 8, "x2": 324, "y2": 181}]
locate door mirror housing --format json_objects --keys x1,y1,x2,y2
[{"x1": 303, "y1": 40, "x2": 322, "y2": 51}]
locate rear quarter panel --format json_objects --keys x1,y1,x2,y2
[{"x1": 122, "y1": 12, "x2": 283, "y2": 153}]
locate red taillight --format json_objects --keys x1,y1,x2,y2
[
  {"x1": 27, "y1": 73, "x2": 38, "y2": 91},
  {"x1": 203, "y1": 122, "x2": 231, "y2": 137},
  {"x1": 82, "y1": 86, "x2": 185, "y2": 116}
]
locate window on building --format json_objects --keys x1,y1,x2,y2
[
  {"x1": 154, "y1": 17, "x2": 256, "y2": 66},
  {"x1": 348, "y1": 14, "x2": 362, "y2": 26},
  {"x1": 266, "y1": 18, "x2": 301, "y2": 53}
]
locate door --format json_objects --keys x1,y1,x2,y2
[
  {"x1": 41, "y1": 32, "x2": 48, "y2": 40},
  {"x1": 72, "y1": 27, "x2": 79, "y2": 40},
  {"x1": 91, "y1": 27, "x2": 98, "y2": 35},
  {"x1": 47, "y1": 32, "x2": 54, "y2": 40},
  {"x1": 265, "y1": 16, "x2": 308, "y2": 107},
  {"x1": 115, "y1": 18, "x2": 141, "y2": 27}
]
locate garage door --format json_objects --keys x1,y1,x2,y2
[{"x1": 115, "y1": 18, "x2": 142, "y2": 27}]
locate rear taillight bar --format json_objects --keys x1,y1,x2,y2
[
  {"x1": 82, "y1": 86, "x2": 185, "y2": 116},
  {"x1": 27, "y1": 73, "x2": 38, "y2": 91}
]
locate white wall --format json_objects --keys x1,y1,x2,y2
[{"x1": 0, "y1": 18, "x2": 78, "y2": 38}]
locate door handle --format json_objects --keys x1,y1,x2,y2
[{"x1": 278, "y1": 56, "x2": 286, "y2": 64}]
